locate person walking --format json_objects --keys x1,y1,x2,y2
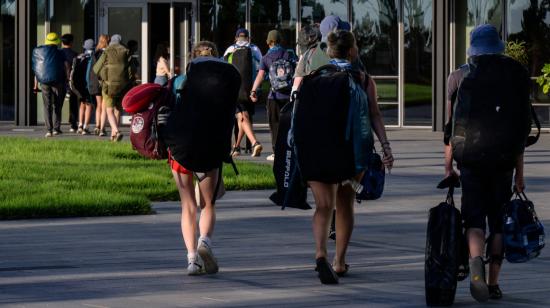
[
  {"x1": 294, "y1": 30, "x2": 393, "y2": 284},
  {"x1": 224, "y1": 28, "x2": 263, "y2": 157},
  {"x1": 161, "y1": 41, "x2": 241, "y2": 276},
  {"x1": 71, "y1": 39, "x2": 95, "y2": 135},
  {"x1": 250, "y1": 30, "x2": 296, "y2": 161},
  {"x1": 88, "y1": 34, "x2": 109, "y2": 136},
  {"x1": 444, "y1": 24, "x2": 532, "y2": 302},
  {"x1": 60, "y1": 34, "x2": 79, "y2": 133},
  {"x1": 32, "y1": 32, "x2": 68, "y2": 137},
  {"x1": 93, "y1": 34, "x2": 131, "y2": 142},
  {"x1": 154, "y1": 42, "x2": 171, "y2": 86}
]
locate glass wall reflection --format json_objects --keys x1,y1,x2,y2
[
  {"x1": 455, "y1": 0, "x2": 503, "y2": 67},
  {"x1": 300, "y1": 0, "x2": 348, "y2": 24},
  {"x1": 200, "y1": 0, "x2": 246, "y2": 54},
  {"x1": 352, "y1": 0, "x2": 399, "y2": 76},
  {"x1": 1, "y1": 0, "x2": 16, "y2": 121},
  {"x1": 404, "y1": 0, "x2": 432, "y2": 126},
  {"x1": 251, "y1": 0, "x2": 298, "y2": 54}
]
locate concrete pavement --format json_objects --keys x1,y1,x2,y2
[{"x1": 0, "y1": 130, "x2": 549, "y2": 307}]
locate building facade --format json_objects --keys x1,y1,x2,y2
[{"x1": 2, "y1": 0, "x2": 550, "y2": 129}]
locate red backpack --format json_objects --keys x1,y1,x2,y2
[{"x1": 122, "y1": 83, "x2": 174, "y2": 159}]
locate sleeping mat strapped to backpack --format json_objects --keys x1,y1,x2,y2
[{"x1": 161, "y1": 58, "x2": 241, "y2": 172}]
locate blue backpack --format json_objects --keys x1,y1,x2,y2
[
  {"x1": 503, "y1": 192, "x2": 545, "y2": 263},
  {"x1": 32, "y1": 45, "x2": 65, "y2": 85}
]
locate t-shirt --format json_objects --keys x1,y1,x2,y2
[
  {"x1": 444, "y1": 65, "x2": 468, "y2": 145},
  {"x1": 259, "y1": 46, "x2": 296, "y2": 100},
  {"x1": 61, "y1": 48, "x2": 78, "y2": 87}
]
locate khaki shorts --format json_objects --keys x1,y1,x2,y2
[{"x1": 102, "y1": 90, "x2": 122, "y2": 109}]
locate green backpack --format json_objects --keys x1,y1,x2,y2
[
  {"x1": 97, "y1": 44, "x2": 131, "y2": 97},
  {"x1": 304, "y1": 42, "x2": 330, "y2": 74}
]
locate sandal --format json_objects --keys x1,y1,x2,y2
[
  {"x1": 315, "y1": 257, "x2": 339, "y2": 284},
  {"x1": 333, "y1": 263, "x2": 349, "y2": 277},
  {"x1": 231, "y1": 146, "x2": 241, "y2": 157}
]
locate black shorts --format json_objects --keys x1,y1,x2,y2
[
  {"x1": 459, "y1": 167, "x2": 513, "y2": 234},
  {"x1": 235, "y1": 100, "x2": 255, "y2": 115}
]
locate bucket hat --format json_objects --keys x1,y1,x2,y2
[
  {"x1": 467, "y1": 24, "x2": 504, "y2": 56},
  {"x1": 45, "y1": 32, "x2": 61, "y2": 45}
]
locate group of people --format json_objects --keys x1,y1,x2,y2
[
  {"x1": 32, "y1": 32, "x2": 139, "y2": 141},
  {"x1": 165, "y1": 15, "x2": 395, "y2": 285},
  {"x1": 165, "y1": 18, "x2": 534, "y2": 305},
  {"x1": 32, "y1": 16, "x2": 534, "y2": 303}
]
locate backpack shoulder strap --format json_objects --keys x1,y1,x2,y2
[{"x1": 527, "y1": 105, "x2": 541, "y2": 147}]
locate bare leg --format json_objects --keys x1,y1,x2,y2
[
  {"x1": 467, "y1": 228, "x2": 486, "y2": 258},
  {"x1": 488, "y1": 233, "x2": 503, "y2": 285},
  {"x1": 100, "y1": 98, "x2": 108, "y2": 132},
  {"x1": 235, "y1": 112, "x2": 257, "y2": 146},
  {"x1": 95, "y1": 95, "x2": 103, "y2": 130},
  {"x1": 78, "y1": 103, "x2": 85, "y2": 127},
  {"x1": 197, "y1": 169, "x2": 219, "y2": 238},
  {"x1": 84, "y1": 104, "x2": 93, "y2": 128},
  {"x1": 172, "y1": 170, "x2": 198, "y2": 254},
  {"x1": 333, "y1": 184, "x2": 355, "y2": 272},
  {"x1": 106, "y1": 107, "x2": 119, "y2": 137},
  {"x1": 309, "y1": 181, "x2": 338, "y2": 260}
]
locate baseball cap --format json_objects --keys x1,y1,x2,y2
[{"x1": 235, "y1": 28, "x2": 249, "y2": 38}]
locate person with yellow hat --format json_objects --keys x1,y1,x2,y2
[{"x1": 32, "y1": 32, "x2": 69, "y2": 137}]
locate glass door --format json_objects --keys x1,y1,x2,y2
[
  {"x1": 101, "y1": 2, "x2": 147, "y2": 84},
  {"x1": 171, "y1": 3, "x2": 193, "y2": 75}
]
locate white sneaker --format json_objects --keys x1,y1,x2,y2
[
  {"x1": 187, "y1": 255, "x2": 205, "y2": 276},
  {"x1": 266, "y1": 154, "x2": 275, "y2": 161},
  {"x1": 198, "y1": 238, "x2": 219, "y2": 274}
]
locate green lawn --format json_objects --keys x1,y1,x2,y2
[{"x1": 0, "y1": 138, "x2": 275, "y2": 220}]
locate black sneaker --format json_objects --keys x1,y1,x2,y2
[{"x1": 488, "y1": 284, "x2": 502, "y2": 300}]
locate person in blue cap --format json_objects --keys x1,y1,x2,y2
[{"x1": 443, "y1": 24, "x2": 531, "y2": 302}]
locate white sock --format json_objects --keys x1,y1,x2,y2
[
  {"x1": 187, "y1": 252, "x2": 198, "y2": 261},
  {"x1": 199, "y1": 236, "x2": 212, "y2": 247}
]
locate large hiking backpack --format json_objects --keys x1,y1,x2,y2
[
  {"x1": 268, "y1": 51, "x2": 295, "y2": 93},
  {"x1": 122, "y1": 83, "x2": 174, "y2": 160},
  {"x1": 161, "y1": 58, "x2": 241, "y2": 172},
  {"x1": 70, "y1": 53, "x2": 91, "y2": 100},
  {"x1": 226, "y1": 46, "x2": 253, "y2": 102},
  {"x1": 503, "y1": 192, "x2": 545, "y2": 263},
  {"x1": 269, "y1": 100, "x2": 311, "y2": 210},
  {"x1": 451, "y1": 55, "x2": 538, "y2": 170},
  {"x1": 293, "y1": 65, "x2": 354, "y2": 183},
  {"x1": 425, "y1": 182, "x2": 469, "y2": 306},
  {"x1": 32, "y1": 45, "x2": 65, "y2": 85},
  {"x1": 97, "y1": 44, "x2": 131, "y2": 97}
]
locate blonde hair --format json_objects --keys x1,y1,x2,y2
[
  {"x1": 96, "y1": 34, "x2": 110, "y2": 51},
  {"x1": 192, "y1": 41, "x2": 219, "y2": 59},
  {"x1": 327, "y1": 30, "x2": 356, "y2": 59}
]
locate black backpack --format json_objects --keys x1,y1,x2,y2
[
  {"x1": 425, "y1": 181, "x2": 469, "y2": 306},
  {"x1": 269, "y1": 100, "x2": 311, "y2": 210},
  {"x1": 70, "y1": 53, "x2": 91, "y2": 100},
  {"x1": 451, "y1": 55, "x2": 540, "y2": 170},
  {"x1": 226, "y1": 46, "x2": 254, "y2": 103},
  {"x1": 161, "y1": 59, "x2": 241, "y2": 172},
  {"x1": 293, "y1": 65, "x2": 355, "y2": 183}
]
